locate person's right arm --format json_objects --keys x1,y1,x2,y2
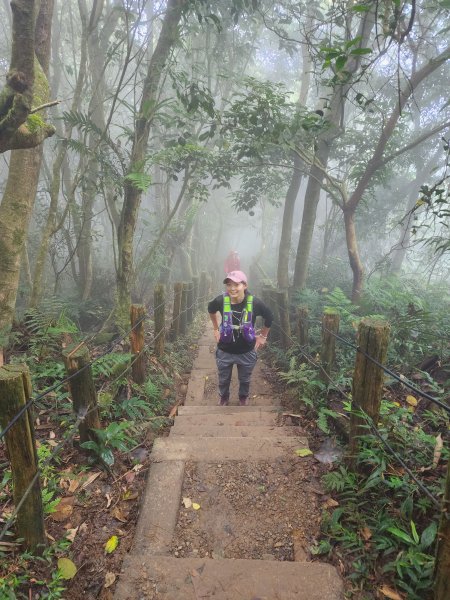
[{"x1": 208, "y1": 297, "x2": 222, "y2": 343}]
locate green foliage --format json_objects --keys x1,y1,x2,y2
[
  {"x1": 279, "y1": 357, "x2": 326, "y2": 407},
  {"x1": 91, "y1": 352, "x2": 131, "y2": 379},
  {"x1": 26, "y1": 113, "x2": 45, "y2": 132},
  {"x1": 124, "y1": 171, "x2": 152, "y2": 192},
  {"x1": 81, "y1": 422, "x2": 135, "y2": 466}
]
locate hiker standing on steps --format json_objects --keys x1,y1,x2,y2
[{"x1": 208, "y1": 270, "x2": 273, "y2": 406}]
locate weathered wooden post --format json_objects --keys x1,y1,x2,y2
[
  {"x1": 180, "y1": 283, "x2": 189, "y2": 336},
  {"x1": 129, "y1": 304, "x2": 146, "y2": 384},
  {"x1": 348, "y1": 318, "x2": 390, "y2": 467},
  {"x1": 199, "y1": 271, "x2": 208, "y2": 310},
  {"x1": 62, "y1": 343, "x2": 101, "y2": 443},
  {"x1": 296, "y1": 306, "x2": 309, "y2": 346},
  {"x1": 171, "y1": 282, "x2": 183, "y2": 340},
  {"x1": 274, "y1": 290, "x2": 291, "y2": 349},
  {"x1": 192, "y1": 275, "x2": 200, "y2": 312},
  {"x1": 434, "y1": 460, "x2": 450, "y2": 599},
  {"x1": 265, "y1": 288, "x2": 280, "y2": 344},
  {"x1": 187, "y1": 281, "x2": 194, "y2": 324},
  {"x1": 154, "y1": 284, "x2": 165, "y2": 359},
  {"x1": 0, "y1": 365, "x2": 46, "y2": 551},
  {"x1": 321, "y1": 310, "x2": 340, "y2": 378}
]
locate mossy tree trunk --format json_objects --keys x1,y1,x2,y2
[{"x1": 0, "y1": 0, "x2": 53, "y2": 352}]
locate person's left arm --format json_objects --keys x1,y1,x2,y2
[{"x1": 254, "y1": 298, "x2": 273, "y2": 350}]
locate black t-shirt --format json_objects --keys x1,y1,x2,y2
[{"x1": 207, "y1": 292, "x2": 273, "y2": 354}]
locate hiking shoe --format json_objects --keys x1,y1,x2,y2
[
  {"x1": 239, "y1": 396, "x2": 248, "y2": 406},
  {"x1": 218, "y1": 395, "x2": 229, "y2": 406}
]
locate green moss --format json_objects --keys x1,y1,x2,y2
[{"x1": 26, "y1": 113, "x2": 45, "y2": 132}]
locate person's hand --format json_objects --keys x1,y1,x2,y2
[
  {"x1": 213, "y1": 329, "x2": 221, "y2": 343},
  {"x1": 255, "y1": 334, "x2": 267, "y2": 351}
]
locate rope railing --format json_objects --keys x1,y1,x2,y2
[
  {"x1": 0, "y1": 286, "x2": 209, "y2": 441},
  {"x1": 0, "y1": 281, "x2": 209, "y2": 545},
  {"x1": 269, "y1": 317, "x2": 444, "y2": 510}
]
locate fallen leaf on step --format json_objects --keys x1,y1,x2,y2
[
  {"x1": 192, "y1": 503, "x2": 201, "y2": 510},
  {"x1": 183, "y1": 497, "x2": 192, "y2": 509},
  {"x1": 105, "y1": 493, "x2": 112, "y2": 508},
  {"x1": 57, "y1": 558, "x2": 77, "y2": 580},
  {"x1": 295, "y1": 448, "x2": 313, "y2": 457},
  {"x1": 104, "y1": 572, "x2": 116, "y2": 588},
  {"x1": 323, "y1": 498, "x2": 339, "y2": 509},
  {"x1": 105, "y1": 535, "x2": 119, "y2": 554}
]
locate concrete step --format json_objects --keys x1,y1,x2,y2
[
  {"x1": 173, "y1": 413, "x2": 280, "y2": 428},
  {"x1": 170, "y1": 425, "x2": 302, "y2": 437},
  {"x1": 151, "y1": 436, "x2": 307, "y2": 462},
  {"x1": 114, "y1": 555, "x2": 343, "y2": 600},
  {"x1": 178, "y1": 405, "x2": 281, "y2": 415}
]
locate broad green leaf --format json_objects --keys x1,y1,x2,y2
[
  {"x1": 350, "y1": 48, "x2": 372, "y2": 56},
  {"x1": 387, "y1": 526, "x2": 415, "y2": 545},
  {"x1": 335, "y1": 55, "x2": 347, "y2": 71},
  {"x1": 410, "y1": 520, "x2": 420, "y2": 544},
  {"x1": 101, "y1": 448, "x2": 115, "y2": 466},
  {"x1": 420, "y1": 522, "x2": 437, "y2": 549},
  {"x1": 295, "y1": 448, "x2": 313, "y2": 457},
  {"x1": 57, "y1": 557, "x2": 77, "y2": 580},
  {"x1": 105, "y1": 535, "x2": 119, "y2": 554}
]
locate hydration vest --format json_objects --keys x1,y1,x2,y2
[{"x1": 219, "y1": 293, "x2": 256, "y2": 344}]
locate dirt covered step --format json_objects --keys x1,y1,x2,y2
[
  {"x1": 151, "y1": 436, "x2": 308, "y2": 462},
  {"x1": 113, "y1": 555, "x2": 343, "y2": 600},
  {"x1": 170, "y1": 424, "x2": 303, "y2": 437},
  {"x1": 178, "y1": 405, "x2": 281, "y2": 415}
]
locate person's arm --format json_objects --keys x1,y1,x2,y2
[
  {"x1": 209, "y1": 312, "x2": 221, "y2": 343},
  {"x1": 207, "y1": 297, "x2": 221, "y2": 343},
  {"x1": 254, "y1": 298, "x2": 273, "y2": 350}
]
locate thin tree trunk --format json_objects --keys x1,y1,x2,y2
[
  {"x1": 116, "y1": 0, "x2": 185, "y2": 323},
  {"x1": 277, "y1": 153, "x2": 303, "y2": 289}
]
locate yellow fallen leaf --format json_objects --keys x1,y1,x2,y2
[
  {"x1": 192, "y1": 503, "x2": 201, "y2": 510},
  {"x1": 295, "y1": 448, "x2": 313, "y2": 457},
  {"x1": 105, "y1": 535, "x2": 119, "y2": 554},
  {"x1": 405, "y1": 395, "x2": 418, "y2": 407},
  {"x1": 57, "y1": 557, "x2": 77, "y2": 580},
  {"x1": 393, "y1": 402, "x2": 401, "y2": 407},
  {"x1": 379, "y1": 584, "x2": 403, "y2": 600}
]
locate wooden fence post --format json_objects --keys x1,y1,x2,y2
[
  {"x1": 0, "y1": 365, "x2": 46, "y2": 551},
  {"x1": 199, "y1": 271, "x2": 208, "y2": 310},
  {"x1": 434, "y1": 459, "x2": 450, "y2": 599},
  {"x1": 130, "y1": 304, "x2": 146, "y2": 384},
  {"x1": 187, "y1": 281, "x2": 194, "y2": 324},
  {"x1": 171, "y1": 282, "x2": 183, "y2": 341},
  {"x1": 62, "y1": 343, "x2": 101, "y2": 443},
  {"x1": 264, "y1": 288, "x2": 280, "y2": 344},
  {"x1": 296, "y1": 306, "x2": 309, "y2": 346},
  {"x1": 321, "y1": 310, "x2": 340, "y2": 378},
  {"x1": 154, "y1": 284, "x2": 165, "y2": 359},
  {"x1": 180, "y1": 283, "x2": 189, "y2": 336},
  {"x1": 192, "y1": 275, "x2": 200, "y2": 312},
  {"x1": 274, "y1": 290, "x2": 291, "y2": 349},
  {"x1": 348, "y1": 318, "x2": 390, "y2": 467}
]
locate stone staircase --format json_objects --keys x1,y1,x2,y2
[{"x1": 114, "y1": 332, "x2": 343, "y2": 599}]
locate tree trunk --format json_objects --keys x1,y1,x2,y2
[
  {"x1": 277, "y1": 153, "x2": 303, "y2": 289},
  {"x1": 116, "y1": 0, "x2": 185, "y2": 324},
  {"x1": 0, "y1": 0, "x2": 53, "y2": 347},
  {"x1": 293, "y1": 140, "x2": 331, "y2": 288},
  {"x1": 292, "y1": 8, "x2": 376, "y2": 290},
  {"x1": 343, "y1": 208, "x2": 364, "y2": 303}
]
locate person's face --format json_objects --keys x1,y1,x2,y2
[{"x1": 226, "y1": 280, "x2": 246, "y2": 300}]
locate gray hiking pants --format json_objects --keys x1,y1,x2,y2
[{"x1": 216, "y1": 348, "x2": 258, "y2": 399}]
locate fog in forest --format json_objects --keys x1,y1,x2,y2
[{"x1": 0, "y1": 0, "x2": 449, "y2": 333}]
